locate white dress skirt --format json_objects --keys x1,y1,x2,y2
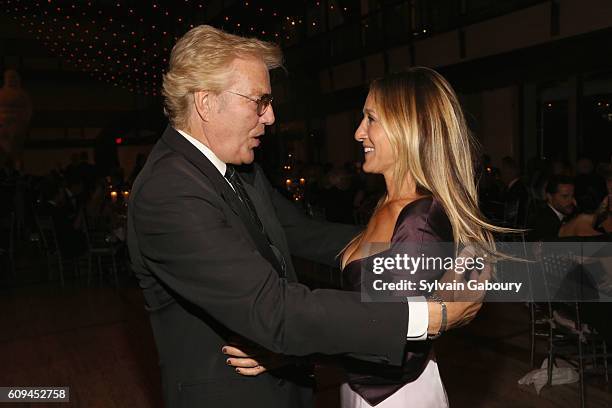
[{"x1": 340, "y1": 355, "x2": 448, "y2": 408}]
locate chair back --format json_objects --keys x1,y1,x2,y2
[
  {"x1": 503, "y1": 200, "x2": 520, "y2": 227},
  {"x1": 84, "y1": 215, "x2": 114, "y2": 250},
  {"x1": 0, "y1": 212, "x2": 15, "y2": 254},
  {"x1": 540, "y1": 251, "x2": 579, "y2": 303},
  {"x1": 35, "y1": 216, "x2": 60, "y2": 254}
]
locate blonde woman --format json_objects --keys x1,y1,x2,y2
[
  {"x1": 224, "y1": 65, "x2": 499, "y2": 406},
  {"x1": 340, "y1": 67, "x2": 503, "y2": 407}
]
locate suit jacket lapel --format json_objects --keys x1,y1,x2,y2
[
  {"x1": 160, "y1": 126, "x2": 285, "y2": 275},
  {"x1": 240, "y1": 167, "x2": 297, "y2": 281}
]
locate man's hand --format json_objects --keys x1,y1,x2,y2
[
  {"x1": 222, "y1": 344, "x2": 292, "y2": 377},
  {"x1": 427, "y1": 246, "x2": 492, "y2": 335}
]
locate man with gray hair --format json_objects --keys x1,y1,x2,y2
[{"x1": 128, "y1": 25, "x2": 482, "y2": 407}]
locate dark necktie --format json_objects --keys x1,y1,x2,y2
[
  {"x1": 224, "y1": 165, "x2": 287, "y2": 277},
  {"x1": 224, "y1": 165, "x2": 265, "y2": 234}
]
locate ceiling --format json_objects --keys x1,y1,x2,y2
[{"x1": 0, "y1": 0, "x2": 355, "y2": 96}]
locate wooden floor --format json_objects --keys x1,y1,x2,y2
[{"x1": 1, "y1": 247, "x2": 610, "y2": 408}]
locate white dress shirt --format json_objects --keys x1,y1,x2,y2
[
  {"x1": 177, "y1": 129, "x2": 227, "y2": 176},
  {"x1": 176, "y1": 128, "x2": 428, "y2": 340}
]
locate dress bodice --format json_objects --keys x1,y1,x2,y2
[{"x1": 341, "y1": 196, "x2": 453, "y2": 406}]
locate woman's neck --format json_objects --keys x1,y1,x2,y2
[{"x1": 383, "y1": 172, "x2": 419, "y2": 202}]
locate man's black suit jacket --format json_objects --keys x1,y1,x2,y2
[
  {"x1": 530, "y1": 204, "x2": 563, "y2": 241},
  {"x1": 127, "y1": 126, "x2": 411, "y2": 407}
]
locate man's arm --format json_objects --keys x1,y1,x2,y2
[
  {"x1": 131, "y1": 161, "x2": 408, "y2": 365},
  {"x1": 258, "y1": 166, "x2": 360, "y2": 267},
  {"x1": 258, "y1": 166, "x2": 483, "y2": 339}
]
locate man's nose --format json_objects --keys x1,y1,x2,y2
[{"x1": 261, "y1": 104, "x2": 275, "y2": 125}]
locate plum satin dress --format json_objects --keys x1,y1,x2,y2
[{"x1": 340, "y1": 197, "x2": 451, "y2": 408}]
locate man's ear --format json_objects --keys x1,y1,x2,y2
[
  {"x1": 544, "y1": 192, "x2": 552, "y2": 204},
  {"x1": 194, "y1": 90, "x2": 211, "y2": 122}
]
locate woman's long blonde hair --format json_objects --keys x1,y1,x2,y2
[{"x1": 356, "y1": 67, "x2": 514, "y2": 256}]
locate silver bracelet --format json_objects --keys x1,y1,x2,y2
[{"x1": 427, "y1": 293, "x2": 447, "y2": 340}]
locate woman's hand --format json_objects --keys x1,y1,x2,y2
[
  {"x1": 427, "y1": 245, "x2": 493, "y2": 334},
  {"x1": 222, "y1": 344, "x2": 292, "y2": 377}
]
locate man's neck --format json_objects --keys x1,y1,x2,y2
[{"x1": 175, "y1": 128, "x2": 227, "y2": 177}]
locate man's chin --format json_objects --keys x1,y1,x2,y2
[{"x1": 233, "y1": 151, "x2": 255, "y2": 165}]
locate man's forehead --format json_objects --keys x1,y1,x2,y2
[
  {"x1": 557, "y1": 184, "x2": 574, "y2": 193},
  {"x1": 228, "y1": 57, "x2": 271, "y2": 93},
  {"x1": 247, "y1": 85, "x2": 270, "y2": 95}
]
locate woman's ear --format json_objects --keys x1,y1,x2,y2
[{"x1": 194, "y1": 90, "x2": 210, "y2": 122}]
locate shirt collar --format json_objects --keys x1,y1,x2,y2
[
  {"x1": 548, "y1": 203, "x2": 565, "y2": 221},
  {"x1": 176, "y1": 128, "x2": 227, "y2": 177}
]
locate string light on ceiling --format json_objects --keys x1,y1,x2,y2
[{"x1": 2, "y1": 0, "x2": 348, "y2": 95}]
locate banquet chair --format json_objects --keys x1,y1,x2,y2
[
  {"x1": 491, "y1": 200, "x2": 524, "y2": 244},
  {"x1": 525, "y1": 243, "x2": 549, "y2": 369},
  {"x1": 0, "y1": 212, "x2": 15, "y2": 276},
  {"x1": 36, "y1": 214, "x2": 91, "y2": 286},
  {"x1": 538, "y1": 251, "x2": 610, "y2": 408},
  {"x1": 84, "y1": 215, "x2": 120, "y2": 287},
  {"x1": 35, "y1": 215, "x2": 65, "y2": 286},
  {"x1": 503, "y1": 200, "x2": 520, "y2": 228}
]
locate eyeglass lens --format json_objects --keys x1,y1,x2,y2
[{"x1": 257, "y1": 95, "x2": 272, "y2": 116}]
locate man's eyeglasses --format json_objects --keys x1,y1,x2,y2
[{"x1": 225, "y1": 91, "x2": 273, "y2": 116}]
